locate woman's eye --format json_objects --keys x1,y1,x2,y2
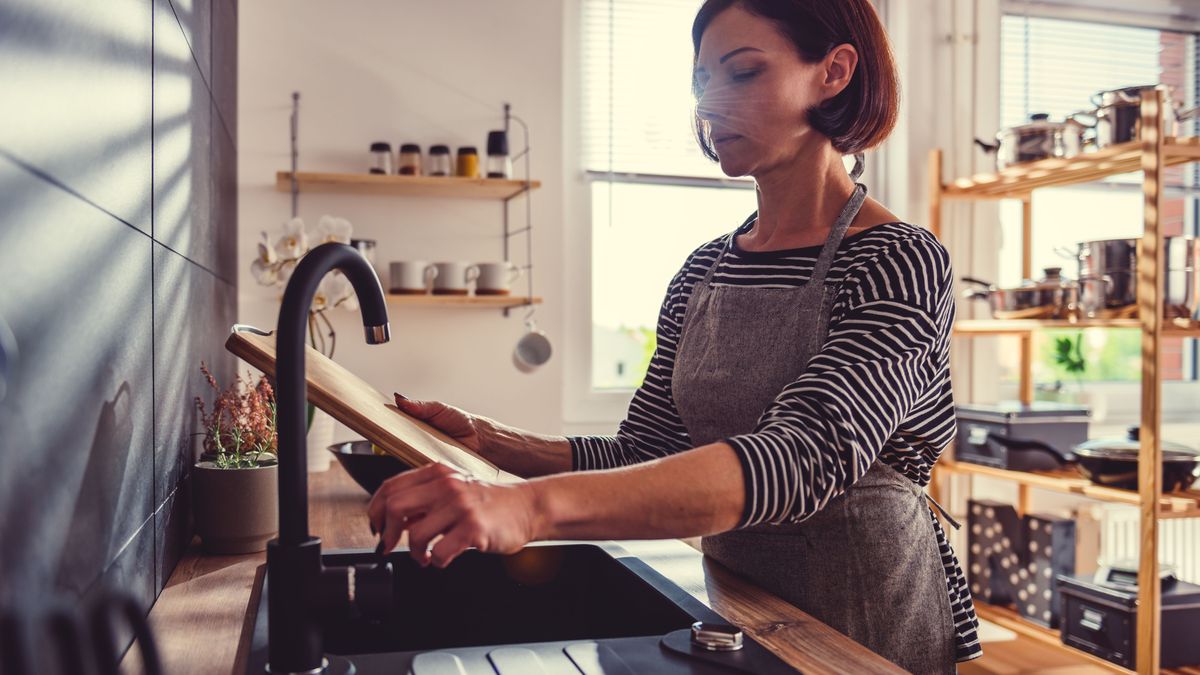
[{"x1": 732, "y1": 70, "x2": 760, "y2": 82}]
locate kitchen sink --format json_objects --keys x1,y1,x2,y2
[{"x1": 242, "y1": 543, "x2": 799, "y2": 674}]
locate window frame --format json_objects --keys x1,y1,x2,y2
[{"x1": 561, "y1": 0, "x2": 892, "y2": 430}]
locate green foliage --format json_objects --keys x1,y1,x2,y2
[
  {"x1": 1036, "y1": 329, "x2": 1141, "y2": 383},
  {"x1": 634, "y1": 326, "x2": 657, "y2": 388},
  {"x1": 1053, "y1": 333, "x2": 1087, "y2": 376}
]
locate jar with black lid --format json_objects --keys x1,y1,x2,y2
[
  {"x1": 427, "y1": 144, "x2": 452, "y2": 176},
  {"x1": 397, "y1": 143, "x2": 422, "y2": 176},
  {"x1": 486, "y1": 130, "x2": 512, "y2": 179},
  {"x1": 369, "y1": 141, "x2": 393, "y2": 175}
]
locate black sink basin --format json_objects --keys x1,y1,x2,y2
[{"x1": 243, "y1": 543, "x2": 798, "y2": 674}]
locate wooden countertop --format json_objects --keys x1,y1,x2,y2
[{"x1": 141, "y1": 463, "x2": 904, "y2": 674}]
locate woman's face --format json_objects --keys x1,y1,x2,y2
[{"x1": 694, "y1": 5, "x2": 854, "y2": 178}]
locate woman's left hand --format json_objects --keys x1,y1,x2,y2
[{"x1": 366, "y1": 462, "x2": 543, "y2": 568}]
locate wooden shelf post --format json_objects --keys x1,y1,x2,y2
[{"x1": 1135, "y1": 88, "x2": 1165, "y2": 675}]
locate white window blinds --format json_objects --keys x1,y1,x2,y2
[
  {"x1": 999, "y1": 14, "x2": 1197, "y2": 129},
  {"x1": 581, "y1": 0, "x2": 729, "y2": 179}
]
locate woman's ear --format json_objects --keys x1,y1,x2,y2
[{"x1": 821, "y1": 43, "x2": 859, "y2": 101}]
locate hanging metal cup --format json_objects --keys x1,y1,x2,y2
[{"x1": 513, "y1": 316, "x2": 552, "y2": 373}]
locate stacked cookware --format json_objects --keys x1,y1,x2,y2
[{"x1": 977, "y1": 84, "x2": 1199, "y2": 170}]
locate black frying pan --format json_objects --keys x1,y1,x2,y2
[{"x1": 988, "y1": 428, "x2": 1200, "y2": 492}]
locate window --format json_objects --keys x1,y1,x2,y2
[
  {"x1": 995, "y1": 13, "x2": 1199, "y2": 406},
  {"x1": 582, "y1": 0, "x2": 757, "y2": 391}
]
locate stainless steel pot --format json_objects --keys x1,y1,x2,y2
[
  {"x1": 962, "y1": 268, "x2": 1078, "y2": 320},
  {"x1": 1084, "y1": 85, "x2": 1200, "y2": 149},
  {"x1": 975, "y1": 113, "x2": 1091, "y2": 170},
  {"x1": 1061, "y1": 236, "x2": 1200, "y2": 319}
]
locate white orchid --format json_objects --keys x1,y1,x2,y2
[
  {"x1": 276, "y1": 259, "x2": 297, "y2": 287},
  {"x1": 256, "y1": 230, "x2": 278, "y2": 264},
  {"x1": 248, "y1": 215, "x2": 362, "y2": 358},
  {"x1": 274, "y1": 217, "x2": 309, "y2": 260},
  {"x1": 316, "y1": 215, "x2": 353, "y2": 245}
]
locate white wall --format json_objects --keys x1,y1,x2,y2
[{"x1": 237, "y1": 1, "x2": 570, "y2": 441}]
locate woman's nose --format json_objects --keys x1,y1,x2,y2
[{"x1": 695, "y1": 82, "x2": 734, "y2": 123}]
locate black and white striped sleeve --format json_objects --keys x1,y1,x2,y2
[
  {"x1": 567, "y1": 258, "x2": 697, "y2": 470},
  {"x1": 722, "y1": 232, "x2": 956, "y2": 527}
]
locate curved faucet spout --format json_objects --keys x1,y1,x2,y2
[{"x1": 276, "y1": 242, "x2": 390, "y2": 545}]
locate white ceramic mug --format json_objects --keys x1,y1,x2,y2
[
  {"x1": 471, "y1": 261, "x2": 523, "y2": 295},
  {"x1": 431, "y1": 261, "x2": 472, "y2": 294},
  {"x1": 389, "y1": 260, "x2": 436, "y2": 294}
]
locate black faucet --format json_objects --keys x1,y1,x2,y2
[{"x1": 269, "y1": 242, "x2": 391, "y2": 674}]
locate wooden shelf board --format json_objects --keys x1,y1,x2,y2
[
  {"x1": 953, "y1": 318, "x2": 1200, "y2": 335},
  {"x1": 972, "y1": 602, "x2": 1132, "y2": 674},
  {"x1": 940, "y1": 137, "x2": 1200, "y2": 200},
  {"x1": 276, "y1": 171, "x2": 541, "y2": 200},
  {"x1": 941, "y1": 460, "x2": 1200, "y2": 517},
  {"x1": 386, "y1": 293, "x2": 542, "y2": 308}
]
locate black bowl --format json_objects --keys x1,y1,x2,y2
[{"x1": 328, "y1": 440, "x2": 410, "y2": 495}]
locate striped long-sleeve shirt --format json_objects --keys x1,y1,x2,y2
[{"x1": 567, "y1": 219, "x2": 982, "y2": 662}]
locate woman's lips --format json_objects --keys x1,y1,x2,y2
[{"x1": 714, "y1": 134, "x2": 742, "y2": 145}]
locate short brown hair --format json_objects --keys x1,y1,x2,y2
[{"x1": 691, "y1": 0, "x2": 899, "y2": 158}]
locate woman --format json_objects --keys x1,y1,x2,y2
[{"x1": 367, "y1": 1, "x2": 979, "y2": 672}]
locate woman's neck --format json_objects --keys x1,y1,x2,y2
[{"x1": 741, "y1": 139, "x2": 857, "y2": 252}]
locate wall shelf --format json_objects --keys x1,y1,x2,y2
[
  {"x1": 275, "y1": 171, "x2": 541, "y2": 201},
  {"x1": 386, "y1": 294, "x2": 542, "y2": 309},
  {"x1": 281, "y1": 97, "x2": 542, "y2": 318}
]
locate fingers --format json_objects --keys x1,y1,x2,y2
[
  {"x1": 367, "y1": 463, "x2": 456, "y2": 534},
  {"x1": 394, "y1": 393, "x2": 442, "y2": 419},
  {"x1": 379, "y1": 512, "x2": 411, "y2": 557},
  {"x1": 429, "y1": 519, "x2": 483, "y2": 569},
  {"x1": 405, "y1": 503, "x2": 463, "y2": 566}
]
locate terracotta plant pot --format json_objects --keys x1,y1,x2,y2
[{"x1": 192, "y1": 461, "x2": 279, "y2": 554}]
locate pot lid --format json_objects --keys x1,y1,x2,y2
[
  {"x1": 1073, "y1": 426, "x2": 1197, "y2": 460},
  {"x1": 1001, "y1": 112, "x2": 1071, "y2": 135}
]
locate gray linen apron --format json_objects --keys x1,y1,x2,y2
[{"x1": 670, "y1": 173, "x2": 957, "y2": 674}]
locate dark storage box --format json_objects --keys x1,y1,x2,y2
[
  {"x1": 954, "y1": 401, "x2": 1090, "y2": 471},
  {"x1": 1058, "y1": 573, "x2": 1200, "y2": 669}
]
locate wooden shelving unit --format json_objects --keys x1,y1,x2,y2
[
  {"x1": 386, "y1": 293, "x2": 542, "y2": 309},
  {"x1": 940, "y1": 137, "x2": 1200, "y2": 201},
  {"x1": 930, "y1": 90, "x2": 1198, "y2": 674},
  {"x1": 275, "y1": 171, "x2": 541, "y2": 201},
  {"x1": 939, "y1": 460, "x2": 1200, "y2": 518}
]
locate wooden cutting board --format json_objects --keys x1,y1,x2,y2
[{"x1": 225, "y1": 325, "x2": 507, "y2": 481}]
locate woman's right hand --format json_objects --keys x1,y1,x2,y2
[{"x1": 392, "y1": 393, "x2": 487, "y2": 455}]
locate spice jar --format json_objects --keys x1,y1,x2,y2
[
  {"x1": 427, "y1": 145, "x2": 452, "y2": 176},
  {"x1": 397, "y1": 143, "x2": 422, "y2": 176},
  {"x1": 455, "y1": 146, "x2": 479, "y2": 178},
  {"x1": 369, "y1": 142, "x2": 392, "y2": 175},
  {"x1": 486, "y1": 130, "x2": 512, "y2": 179}
]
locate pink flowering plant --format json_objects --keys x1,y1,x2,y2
[{"x1": 194, "y1": 362, "x2": 278, "y2": 469}]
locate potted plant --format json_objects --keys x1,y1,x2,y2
[
  {"x1": 192, "y1": 362, "x2": 280, "y2": 554},
  {"x1": 1053, "y1": 332, "x2": 1088, "y2": 403}
]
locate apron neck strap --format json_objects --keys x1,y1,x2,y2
[{"x1": 808, "y1": 182, "x2": 866, "y2": 284}]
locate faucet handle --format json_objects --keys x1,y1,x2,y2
[{"x1": 352, "y1": 561, "x2": 396, "y2": 620}]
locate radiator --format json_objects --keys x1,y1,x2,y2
[{"x1": 1099, "y1": 505, "x2": 1200, "y2": 584}]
